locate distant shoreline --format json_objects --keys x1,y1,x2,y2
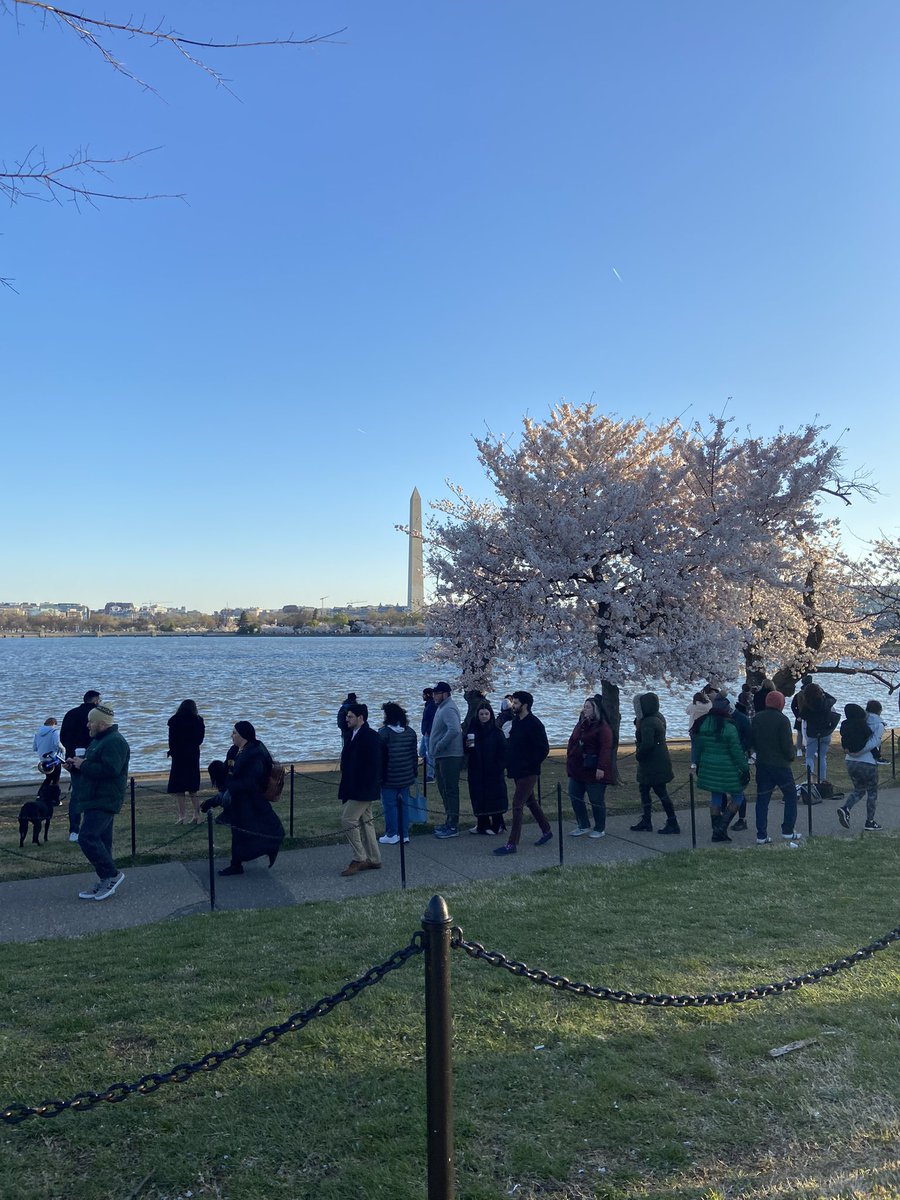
[{"x1": 0, "y1": 629, "x2": 426, "y2": 639}]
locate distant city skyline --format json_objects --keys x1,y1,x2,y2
[{"x1": 3, "y1": 1, "x2": 897, "y2": 611}]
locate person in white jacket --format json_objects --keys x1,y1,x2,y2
[{"x1": 33, "y1": 717, "x2": 61, "y2": 783}]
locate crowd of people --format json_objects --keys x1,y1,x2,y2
[{"x1": 24, "y1": 672, "x2": 891, "y2": 898}]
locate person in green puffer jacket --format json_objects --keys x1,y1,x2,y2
[
  {"x1": 65, "y1": 703, "x2": 130, "y2": 900},
  {"x1": 693, "y1": 696, "x2": 749, "y2": 843},
  {"x1": 630, "y1": 692, "x2": 679, "y2": 835}
]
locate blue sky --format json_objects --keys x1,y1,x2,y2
[{"x1": 2, "y1": 0, "x2": 898, "y2": 611}]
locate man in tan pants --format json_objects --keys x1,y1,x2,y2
[{"x1": 338, "y1": 703, "x2": 383, "y2": 877}]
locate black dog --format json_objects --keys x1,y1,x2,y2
[{"x1": 18, "y1": 780, "x2": 62, "y2": 846}]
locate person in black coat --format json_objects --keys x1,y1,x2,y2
[
  {"x1": 465, "y1": 701, "x2": 508, "y2": 835},
  {"x1": 202, "y1": 721, "x2": 284, "y2": 877},
  {"x1": 494, "y1": 690, "x2": 552, "y2": 855},
  {"x1": 337, "y1": 702, "x2": 383, "y2": 877},
  {"x1": 166, "y1": 699, "x2": 206, "y2": 824},
  {"x1": 60, "y1": 690, "x2": 100, "y2": 839}
]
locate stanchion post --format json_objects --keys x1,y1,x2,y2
[
  {"x1": 422, "y1": 895, "x2": 454, "y2": 1200},
  {"x1": 807, "y1": 764, "x2": 813, "y2": 837},
  {"x1": 289, "y1": 764, "x2": 295, "y2": 838},
  {"x1": 130, "y1": 777, "x2": 136, "y2": 860},
  {"x1": 689, "y1": 772, "x2": 697, "y2": 850},
  {"x1": 892, "y1": 729, "x2": 896, "y2": 780},
  {"x1": 556, "y1": 782, "x2": 564, "y2": 865},
  {"x1": 207, "y1": 812, "x2": 216, "y2": 911},
  {"x1": 398, "y1": 793, "x2": 407, "y2": 891},
  {"x1": 423, "y1": 754, "x2": 428, "y2": 800}
]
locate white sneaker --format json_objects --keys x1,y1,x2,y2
[
  {"x1": 781, "y1": 831, "x2": 801, "y2": 840},
  {"x1": 78, "y1": 881, "x2": 104, "y2": 900},
  {"x1": 570, "y1": 826, "x2": 590, "y2": 837},
  {"x1": 92, "y1": 872, "x2": 125, "y2": 901},
  {"x1": 378, "y1": 834, "x2": 400, "y2": 845},
  {"x1": 68, "y1": 832, "x2": 79, "y2": 843},
  {"x1": 589, "y1": 829, "x2": 606, "y2": 839}
]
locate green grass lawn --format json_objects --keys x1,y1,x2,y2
[
  {"x1": 1, "y1": 740, "x2": 891, "y2": 884},
  {"x1": 0, "y1": 836, "x2": 898, "y2": 1199}
]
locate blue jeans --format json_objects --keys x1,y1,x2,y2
[
  {"x1": 381, "y1": 786, "x2": 412, "y2": 838},
  {"x1": 806, "y1": 734, "x2": 831, "y2": 782},
  {"x1": 710, "y1": 791, "x2": 744, "y2": 812},
  {"x1": 568, "y1": 779, "x2": 607, "y2": 832},
  {"x1": 755, "y1": 764, "x2": 798, "y2": 838}
]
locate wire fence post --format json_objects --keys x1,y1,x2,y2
[
  {"x1": 807, "y1": 764, "x2": 814, "y2": 837},
  {"x1": 892, "y1": 729, "x2": 896, "y2": 780},
  {"x1": 422, "y1": 894, "x2": 454, "y2": 1200},
  {"x1": 398, "y1": 793, "x2": 407, "y2": 891},
  {"x1": 556, "y1": 782, "x2": 564, "y2": 865},
  {"x1": 207, "y1": 812, "x2": 216, "y2": 911},
  {"x1": 129, "y1": 777, "x2": 136, "y2": 860},
  {"x1": 289, "y1": 764, "x2": 295, "y2": 838},
  {"x1": 689, "y1": 772, "x2": 697, "y2": 850},
  {"x1": 423, "y1": 753, "x2": 428, "y2": 800}
]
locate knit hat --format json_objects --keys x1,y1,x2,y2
[
  {"x1": 711, "y1": 696, "x2": 732, "y2": 715},
  {"x1": 88, "y1": 703, "x2": 115, "y2": 727},
  {"x1": 765, "y1": 691, "x2": 785, "y2": 710}
]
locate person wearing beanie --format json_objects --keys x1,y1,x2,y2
[
  {"x1": 429, "y1": 682, "x2": 464, "y2": 838},
  {"x1": 837, "y1": 704, "x2": 883, "y2": 831},
  {"x1": 693, "y1": 697, "x2": 749, "y2": 842},
  {"x1": 64, "y1": 703, "x2": 130, "y2": 901},
  {"x1": 750, "y1": 690, "x2": 800, "y2": 843}
]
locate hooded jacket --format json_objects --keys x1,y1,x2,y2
[
  {"x1": 840, "y1": 704, "x2": 879, "y2": 762},
  {"x1": 750, "y1": 706, "x2": 794, "y2": 768},
  {"x1": 633, "y1": 693, "x2": 673, "y2": 786},
  {"x1": 69, "y1": 724, "x2": 131, "y2": 816}
]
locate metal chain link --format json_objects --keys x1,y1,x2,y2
[
  {"x1": 1, "y1": 934, "x2": 424, "y2": 1125},
  {"x1": 450, "y1": 923, "x2": 900, "y2": 1006}
]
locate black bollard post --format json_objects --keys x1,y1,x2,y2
[
  {"x1": 289, "y1": 764, "x2": 295, "y2": 838},
  {"x1": 130, "y1": 777, "x2": 136, "y2": 860},
  {"x1": 806, "y1": 763, "x2": 813, "y2": 837},
  {"x1": 423, "y1": 754, "x2": 428, "y2": 800},
  {"x1": 207, "y1": 812, "x2": 216, "y2": 911},
  {"x1": 689, "y1": 772, "x2": 697, "y2": 850},
  {"x1": 893, "y1": 729, "x2": 896, "y2": 780},
  {"x1": 398, "y1": 793, "x2": 407, "y2": 891},
  {"x1": 422, "y1": 895, "x2": 454, "y2": 1200},
  {"x1": 556, "y1": 782, "x2": 564, "y2": 865}
]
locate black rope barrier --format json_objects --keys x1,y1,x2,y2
[{"x1": 0, "y1": 934, "x2": 424, "y2": 1125}]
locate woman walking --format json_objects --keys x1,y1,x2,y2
[
  {"x1": 166, "y1": 699, "x2": 205, "y2": 823},
  {"x1": 202, "y1": 721, "x2": 284, "y2": 876},
  {"x1": 466, "y1": 701, "x2": 508, "y2": 835},
  {"x1": 378, "y1": 702, "x2": 419, "y2": 844},
  {"x1": 566, "y1": 696, "x2": 613, "y2": 838},
  {"x1": 631, "y1": 692, "x2": 680, "y2": 835},
  {"x1": 693, "y1": 697, "x2": 750, "y2": 842}
]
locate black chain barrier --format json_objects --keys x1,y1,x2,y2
[
  {"x1": 450, "y1": 922, "x2": 900, "y2": 1007},
  {"x1": 0, "y1": 934, "x2": 424, "y2": 1126}
]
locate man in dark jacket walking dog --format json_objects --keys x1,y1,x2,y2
[
  {"x1": 338, "y1": 702, "x2": 383, "y2": 876},
  {"x1": 65, "y1": 703, "x2": 129, "y2": 901},
  {"x1": 493, "y1": 690, "x2": 552, "y2": 855}
]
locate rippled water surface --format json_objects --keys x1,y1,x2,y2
[{"x1": 0, "y1": 636, "x2": 881, "y2": 780}]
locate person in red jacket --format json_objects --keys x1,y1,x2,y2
[{"x1": 566, "y1": 696, "x2": 613, "y2": 838}]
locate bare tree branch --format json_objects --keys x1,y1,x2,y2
[{"x1": 0, "y1": 147, "x2": 182, "y2": 205}]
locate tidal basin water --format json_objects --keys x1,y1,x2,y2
[{"x1": 0, "y1": 635, "x2": 879, "y2": 781}]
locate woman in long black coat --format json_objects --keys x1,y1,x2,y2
[
  {"x1": 465, "y1": 701, "x2": 508, "y2": 835},
  {"x1": 166, "y1": 699, "x2": 206, "y2": 823},
  {"x1": 203, "y1": 721, "x2": 285, "y2": 876}
]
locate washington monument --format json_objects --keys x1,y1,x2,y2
[{"x1": 408, "y1": 487, "x2": 424, "y2": 611}]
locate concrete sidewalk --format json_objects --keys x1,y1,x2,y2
[{"x1": 0, "y1": 787, "x2": 896, "y2": 944}]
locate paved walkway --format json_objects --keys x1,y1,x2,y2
[{"x1": 0, "y1": 787, "x2": 896, "y2": 944}]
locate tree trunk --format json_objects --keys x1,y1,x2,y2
[{"x1": 600, "y1": 680, "x2": 622, "y2": 785}]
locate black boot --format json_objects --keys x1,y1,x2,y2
[
  {"x1": 630, "y1": 815, "x2": 653, "y2": 832},
  {"x1": 218, "y1": 862, "x2": 244, "y2": 876},
  {"x1": 658, "y1": 818, "x2": 680, "y2": 835}
]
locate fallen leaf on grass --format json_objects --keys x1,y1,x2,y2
[{"x1": 768, "y1": 1037, "x2": 818, "y2": 1058}]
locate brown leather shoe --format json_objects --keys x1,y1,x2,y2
[
  {"x1": 363, "y1": 860, "x2": 382, "y2": 870},
  {"x1": 340, "y1": 860, "x2": 366, "y2": 877}
]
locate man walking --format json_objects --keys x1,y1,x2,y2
[
  {"x1": 65, "y1": 703, "x2": 129, "y2": 901},
  {"x1": 60, "y1": 689, "x2": 100, "y2": 841},
  {"x1": 429, "y1": 682, "x2": 464, "y2": 838},
  {"x1": 494, "y1": 690, "x2": 552, "y2": 855},
  {"x1": 338, "y1": 702, "x2": 383, "y2": 876},
  {"x1": 750, "y1": 691, "x2": 800, "y2": 843}
]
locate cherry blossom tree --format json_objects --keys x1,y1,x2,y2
[{"x1": 426, "y1": 404, "x2": 867, "y2": 751}]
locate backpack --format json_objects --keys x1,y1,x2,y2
[{"x1": 263, "y1": 760, "x2": 286, "y2": 803}]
